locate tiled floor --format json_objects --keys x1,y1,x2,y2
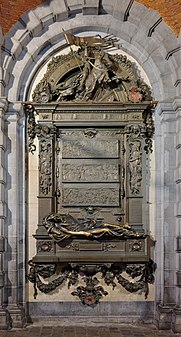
[{"x1": 0, "y1": 324, "x2": 181, "y2": 337}]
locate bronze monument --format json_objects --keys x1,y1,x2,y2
[{"x1": 25, "y1": 31, "x2": 155, "y2": 306}]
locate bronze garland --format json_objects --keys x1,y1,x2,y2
[{"x1": 28, "y1": 260, "x2": 156, "y2": 306}]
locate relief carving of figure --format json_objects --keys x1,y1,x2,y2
[
  {"x1": 32, "y1": 32, "x2": 152, "y2": 104},
  {"x1": 43, "y1": 213, "x2": 144, "y2": 242},
  {"x1": 39, "y1": 140, "x2": 52, "y2": 195},
  {"x1": 129, "y1": 141, "x2": 142, "y2": 195},
  {"x1": 79, "y1": 49, "x2": 112, "y2": 100}
]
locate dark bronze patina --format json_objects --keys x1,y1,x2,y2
[
  {"x1": 43, "y1": 213, "x2": 144, "y2": 241},
  {"x1": 26, "y1": 33, "x2": 155, "y2": 305}
]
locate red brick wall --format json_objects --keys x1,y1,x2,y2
[
  {"x1": 0, "y1": 0, "x2": 180, "y2": 36},
  {"x1": 0, "y1": 0, "x2": 46, "y2": 34},
  {"x1": 137, "y1": 0, "x2": 181, "y2": 37}
]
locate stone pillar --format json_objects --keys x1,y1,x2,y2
[
  {"x1": 173, "y1": 98, "x2": 181, "y2": 333},
  {"x1": 0, "y1": 27, "x2": 5, "y2": 97},
  {"x1": 154, "y1": 100, "x2": 179, "y2": 331},
  {"x1": 4, "y1": 102, "x2": 26, "y2": 328},
  {"x1": 0, "y1": 98, "x2": 10, "y2": 329}
]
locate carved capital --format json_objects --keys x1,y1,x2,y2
[{"x1": 24, "y1": 104, "x2": 57, "y2": 153}]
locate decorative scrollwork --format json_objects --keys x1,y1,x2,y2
[
  {"x1": 116, "y1": 260, "x2": 156, "y2": 299},
  {"x1": 125, "y1": 124, "x2": 144, "y2": 139},
  {"x1": 124, "y1": 105, "x2": 154, "y2": 155},
  {"x1": 143, "y1": 106, "x2": 155, "y2": 154},
  {"x1": 102, "y1": 270, "x2": 117, "y2": 289},
  {"x1": 125, "y1": 264, "x2": 145, "y2": 278},
  {"x1": 24, "y1": 104, "x2": 58, "y2": 153},
  {"x1": 27, "y1": 259, "x2": 156, "y2": 305},
  {"x1": 128, "y1": 240, "x2": 143, "y2": 252},
  {"x1": 28, "y1": 262, "x2": 56, "y2": 279},
  {"x1": 71, "y1": 276, "x2": 108, "y2": 306},
  {"x1": 27, "y1": 261, "x2": 68, "y2": 299},
  {"x1": 36, "y1": 125, "x2": 52, "y2": 139},
  {"x1": 24, "y1": 104, "x2": 37, "y2": 154},
  {"x1": 37, "y1": 240, "x2": 53, "y2": 253},
  {"x1": 84, "y1": 129, "x2": 97, "y2": 138}
]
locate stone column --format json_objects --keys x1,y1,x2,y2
[
  {"x1": 154, "y1": 100, "x2": 178, "y2": 331},
  {"x1": 173, "y1": 98, "x2": 181, "y2": 332},
  {"x1": 4, "y1": 102, "x2": 26, "y2": 328},
  {"x1": 0, "y1": 27, "x2": 5, "y2": 97},
  {"x1": 0, "y1": 98, "x2": 10, "y2": 329},
  {"x1": 0, "y1": 28, "x2": 12, "y2": 330}
]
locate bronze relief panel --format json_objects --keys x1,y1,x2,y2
[{"x1": 56, "y1": 128, "x2": 124, "y2": 214}]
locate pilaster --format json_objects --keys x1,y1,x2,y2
[
  {"x1": 155, "y1": 99, "x2": 181, "y2": 331},
  {"x1": 173, "y1": 98, "x2": 181, "y2": 333},
  {"x1": 4, "y1": 102, "x2": 26, "y2": 328},
  {"x1": 0, "y1": 28, "x2": 5, "y2": 97},
  {"x1": 0, "y1": 98, "x2": 10, "y2": 329}
]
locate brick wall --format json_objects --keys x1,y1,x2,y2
[
  {"x1": 137, "y1": 0, "x2": 181, "y2": 37},
  {"x1": 0, "y1": 0, "x2": 46, "y2": 34},
  {"x1": 0, "y1": 0, "x2": 180, "y2": 36}
]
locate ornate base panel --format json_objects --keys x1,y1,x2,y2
[{"x1": 28, "y1": 259, "x2": 155, "y2": 306}]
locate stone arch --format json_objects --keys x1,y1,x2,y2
[
  {"x1": 1, "y1": 0, "x2": 180, "y2": 37},
  {"x1": 1, "y1": 0, "x2": 180, "y2": 102}
]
